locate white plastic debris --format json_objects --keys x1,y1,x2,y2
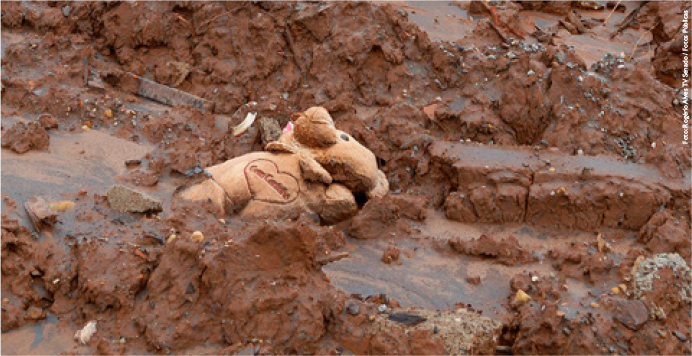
[
  {"x1": 232, "y1": 112, "x2": 257, "y2": 137},
  {"x1": 74, "y1": 321, "x2": 97, "y2": 345}
]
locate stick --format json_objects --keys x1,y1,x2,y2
[{"x1": 603, "y1": 0, "x2": 622, "y2": 25}]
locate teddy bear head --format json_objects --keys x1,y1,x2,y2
[{"x1": 268, "y1": 107, "x2": 387, "y2": 196}]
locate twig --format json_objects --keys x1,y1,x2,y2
[
  {"x1": 603, "y1": 0, "x2": 621, "y2": 25},
  {"x1": 629, "y1": 28, "x2": 653, "y2": 61},
  {"x1": 317, "y1": 252, "x2": 350, "y2": 266}
]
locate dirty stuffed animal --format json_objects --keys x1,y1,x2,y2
[{"x1": 178, "y1": 107, "x2": 389, "y2": 224}]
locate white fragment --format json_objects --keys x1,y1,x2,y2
[
  {"x1": 231, "y1": 112, "x2": 257, "y2": 137},
  {"x1": 74, "y1": 321, "x2": 97, "y2": 345}
]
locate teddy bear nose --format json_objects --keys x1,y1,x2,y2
[{"x1": 340, "y1": 133, "x2": 350, "y2": 141}]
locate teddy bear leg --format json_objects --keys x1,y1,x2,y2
[
  {"x1": 319, "y1": 183, "x2": 358, "y2": 224},
  {"x1": 366, "y1": 170, "x2": 389, "y2": 199},
  {"x1": 178, "y1": 179, "x2": 229, "y2": 216}
]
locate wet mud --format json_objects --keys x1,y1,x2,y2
[{"x1": 2, "y1": 1, "x2": 691, "y2": 355}]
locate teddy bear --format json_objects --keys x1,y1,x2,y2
[{"x1": 178, "y1": 107, "x2": 388, "y2": 224}]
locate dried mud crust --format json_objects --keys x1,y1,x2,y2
[{"x1": 1, "y1": 0, "x2": 691, "y2": 355}]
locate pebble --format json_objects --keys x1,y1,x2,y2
[
  {"x1": 590, "y1": 302, "x2": 599, "y2": 308},
  {"x1": 105, "y1": 109, "x2": 114, "y2": 118},
  {"x1": 190, "y1": 231, "x2": 204, "y2": 242},
  {"x1": 673, "y1": 330, "x2": 687, "y2": 342},
  {"x1": 346, "y1": 303, "x2": 360, "y2": 315},
  {"x1": 61, "y1": 5, "x2": 70, "y2": 17},
  {"x1": 614, "y1": 299, "x2": 648, "y2": 330},
  {"x1": 577, "y1": 149, "x2": 584, "y2": 155},
  {"x1": 610, "y1": 287, "x2": 620, "y2": 294},
  {"x1": 514, "y1": 290, "x2": 531, "y2": 304},
  {"x1": 378, "y1": 304, "x2": 387, "y2": 312},
  {"x1": 82, "y1": 125, "x2": 91, "y2": 131},
  {"x1": 167, "y1": 234, "x2": 177, "y2": 244},
  {"x1": 26, "y1": 306, "x2": 44, "y2": 320},
  {"x1": 548, "y1": 167, "x2": 556, "y2": 173},
  {"x1": 50, "y1": 201, "x2": 75, "y2": 212}
]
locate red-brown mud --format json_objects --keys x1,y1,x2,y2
[{"x1": 2, "y1": 1, "x2": 690, "y2": 355}]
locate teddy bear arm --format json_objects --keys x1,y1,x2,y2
[{"x1": 319, "y1": 183, "x2": 358, "y2": 224}]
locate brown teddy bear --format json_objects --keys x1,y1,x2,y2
[{"x1": 178, "y1": 107, "x2": 388, "y2": 223}]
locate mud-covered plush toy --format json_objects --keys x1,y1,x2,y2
[{"x1": 179, "y1": 107, "x2": 388, "y2": 223}]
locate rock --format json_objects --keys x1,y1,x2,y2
[
  {"x1": 190, "y1": 231, "x2": 204, "y2": 242},
  {"x1": 106, "y1": 185, "x2": 163, "y2": 213},
  {"x1": 514, "y1": 290, "x2": 531, "y2": 304},
  {"x1": 25, "y1": 306, "x2": 45, "y2": 320},
  {"x1": 673, "y1": 330, "x2": 688, "y2": 342},
  {"x1": 613, "y1": 299, "x2": 649, "y2": 330},
  {"x1": 381, "y1": 246, "x2": 400, "y2": 264},
  {"x1": 24, "y1": 196, "x2": 58, "y2": 231},
  {"x1": 38, "y1": 114, "x2": 59, "y2": 130},
  {"x1": 50, "y1": 201, "x2": 75, "y2": 211},
  {"x1": 346, "y1": 303, "x2": 360, "y2": 315},
  {"x1": 388, "y1": 313, "x2": 427, "y2": 326},
  {"x1": 61, "y1": 5, "x2": 70, "y2": 17},
  {"x1": 258, "y1": 117, "x2": 282, "y2": 147},
  {"x1": 1, "y1": 122, "x2": 50, "y2": 153}
]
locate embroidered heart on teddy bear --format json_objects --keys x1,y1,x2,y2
[{"x1": 243, "y1": 159, "x2": 300, "y2": 204}]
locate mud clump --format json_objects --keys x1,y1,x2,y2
[
  {"x1": 348, "y1": 195, "x2": 418, "y2": 239},
  {"x1": 1, "y1": 122, "x2": 50, "y2": 153},
  {"x1": 448, "y1": 235, "x2": 537, "y2": 265}
]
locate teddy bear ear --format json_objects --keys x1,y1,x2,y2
[
  {"x1": 299, "y1": 155, "x2": 333, "y2": 184},
  {"x1": 266, "y1": 141, "x2": 298, "y2": 153}
]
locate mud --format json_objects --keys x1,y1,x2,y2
[{"x1": 2, "y1": 1, "x2": 691, "y2": 355}]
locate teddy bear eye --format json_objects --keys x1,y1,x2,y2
[{"x1": 340, "y1": 133, "x2": 350, "y2": 141}]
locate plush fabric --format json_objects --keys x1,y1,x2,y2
[{"x1": 179, "y1": 107, "x2": 388, "y2": 223}]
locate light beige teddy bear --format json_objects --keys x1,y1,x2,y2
[{"x1": 178, "y1": 107, "x2": 388, "y2": 223}]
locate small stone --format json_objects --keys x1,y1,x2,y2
[
  {"x1": 613, "y1": 299, "x2": 648, "y2": 330},
  {"x1": 346, "y1": 303, "x2": 360, "y2": 315},
  {"x1": 167, "y1": 234, "x2": 177, "y2": 244},
  {"x1": 38, "y1": 114, "x2": 59, "y2": 130},
  {"x1": 218, "y1": 218, "x2": 226, "y2": 224},
  {"x1": 657, "y1": 329, "x2": 667, "y2": 338},
  {"x1": 610, "y1": 287, "x2": 620, "y2": 294},
  {"x1": 82, "y1": 125, "x2": 91, "y2": 131},
  {"x1": 106, "y1": 185, "x2": 162, "y2": 213},
  {"x1": 673, "y1": 330, "x2": 687, "y2": 342},
  {"x1": 125, "y1": 159, "x2": 141, "y2": 167},
  {"x1": 50, "y1": 201, "x2": 75, "y2": 211},
  {"x1": 548, "y1": 167, "x2": 556, "y2": 173},
  {"x1": 105, "y1": 109, "x2": 114, "y2": 118},
  {"x1": 26, "y1": 306, "x2": 44, "y2": 320},
  {"x1": 190, "y1": 231, "x2": 204, "y2": 242},
  {"x1": 378, "y1": 304, "x2": 387, "y2": 312},
  {"x1": 577, "y1": 149, "x2": 584, "y2": 155},
  {"x1": 590, "y1": 302, "x2": 599, "y2": 308},
  {"x1": 61, "y1": 5, "x2": 70, "y2": 17},
  {"x1": 556, "y1": 310, "x2": 565, "y2": 317},
  {"x1": 514, "y1": 290, "x2": 531, "y2": 304}
]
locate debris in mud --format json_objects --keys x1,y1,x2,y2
[
  {"x1": 74, "y1": 321, "x2": 97, "y2": 345},
  {"x1": 1, "y1": 122, "x2": 50, "y2": 154},
  {"x1": 365, "y1": 307, "x2": 502, "y2": 355},
  {"x1": 37, "y1": 114, "x2": 59, "y2": 130},
  {"x1": 106, "y1": 185, "x2": 163, "y2": 213},
  {"x1": 50, "y1": 200, "x2": 75, "y2": 212},
  {"x1": 381, "y1": 245, "x2": 401, "y2": 264},
  {"x1": 25, "y1": 306, "x2": 45, "y2": 320},
  {"x1": 388, "y1": 313, "x2": 427, "y2": 326},
  {"x1": 134, "y1": 74, "x2": 215, "y2": 113},
  {"x1": 448, "y1": 235, "x2": 536, "y2": 265}
]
